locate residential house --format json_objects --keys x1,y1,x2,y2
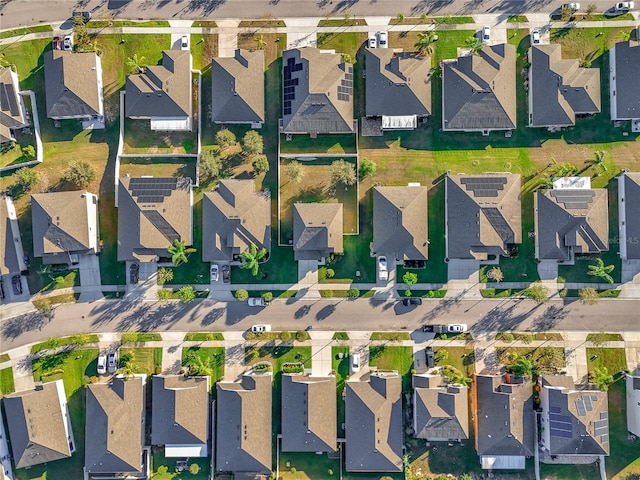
[
  {"x1": 445, "y1": 173, "x2": 522, "y2": 260},
  {"x1": 1, "y1": 194, "x2": 27, "y2": 276},
  {"x1": 202, "y1": 179, "x2": 270, "y2": 263},
  {"x1": 216, "y1": 373, "x2": 272, "y2": 475},
  {"x1": 535, "y1": 177, "x2": 608, "y2": 261},
  {"x1": 151, "y1": 375, "x2": 210, "y2": 457},
  {"x1": 281, "y1": 373, "x2": 337, "y2": 453},
  {"x1": 44, "y1": 50, "x2": 104, "y2": 127},
  {"x1": 85, "y1": 376, "x2": 147, "y2": 479},
  {"x1": 293, "y1": 203, "x2": 343, "y2": 262},
  {"x1": 474, "y1": 374, "x2": 534, "y2": 470},
  {"x1": 618, "y1": 172, "x2": 640, "y2": 260},
  {"x1": 442, "y1": 43, "x2": 516, "y2": 133},
  {"x1": 281, "y1": 47, "x2": 354, "y2": 134},
  {"x1": 0, "y1": 66, "x2": 27, "y2": 143},
  {"x1": 365, "y1": 48, "x2": 431, "y2": 130},
  {"x1": 31, "y1": 191, "x2": 99, "y2": 265},
  {"x1": 4, "y1": 380, "x2": 74, "y2": 468},
  {"x1": 528, "y1": 44, "x2": 600, "y2": 128},
  {"x1": 117, "y1": 176, "x2": 192, "y2": 263},
  {"x1": 413, "y1": 373, "x2": 469, "y2": 442},
  {"x1": 372, "y1": 185, "x2": 428, "y2": 264},
  {"x1": 125, "y1": 50, "x2": 192, "y2": 131},
  {"x1": 211, "y1": 49, "x2": 264, "y2": 125},
  {"x1": 345, "y1": 372, "x2": 403, "y2": 473},
  {"x1": 539, "y1": 375, "x2": 609, "y2": 460},
  {"x1": 609, "y1": 40, "x2": 640, "y2": 124},
  {"x1": 626, "y1": 374, "x2": 640, "y2": 437}
]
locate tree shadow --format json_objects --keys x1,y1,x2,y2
[{"x1": 316, "y1": 304, "x2": 336, "y2": 320}]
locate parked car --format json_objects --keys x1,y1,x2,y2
[
  {"x1": 425, "y1": 347, "x2": 435, "y2": 368},
  {"x1": 63, "y1": 35, "x2": 74, "y2": 52},
  {"x1": 351, "y1": 353, "x2": 361, "y2": 373},
  {"x1": 448, "y1": 324, "x2": 468, "y2": 333},
  {"x1": 402, "y1": 297, "x2": 422, "y2": 306},
  {"x1": 221, "y1": 264, "x2": 230, "y2": 283},
  {"x1": 561, "y1": 2, "x2": 580, "y2": 10},
  {"x1": 97, "y1": 354, "x2": 107, "y2": 375},
  {"x1": 181, "y1": 35, "x2": 190, "y2": 50},
  {"x1": 482, "y1": 25, "x2": 491, "y2": 44},
  {"x1": 532, "y1": 29, "x2": 541, "y2": 44},
  {"x1": 248, "y1": 297, "x2": 267, "y2": 307},
  {"x1": 251, "y1": 324, "x2": 271, "y2": 333},
  {"x1": 377, "y1": 256, "x2": 388, "y2": 281},
  {"x1": 72, "y1": 11, "x2": 92, "y2": 22},
  {"x1": 210, "y1": 263, "x2": 219, "y2": 282},
  {"x1": 11, "y1": 275, "x2": 22, "y2": 295},
  {"x1": 107, "y1": 351, "x2": 118, "y2": 373},
  {"x1": 368, "y1": 35, "x2": 377, "y2": 48},
  {"x1": 129, "y1": 263, "x2": 139, "y2": 284},
  {"x1": 614, "y1": 1, "x2": 634, "y2": 10},
  {"x1": 52, "y1": 36, "x2": 63, "y2": 50},
  {"x1": 377, "y1": 31, "x2": 388, "y2": 48}
]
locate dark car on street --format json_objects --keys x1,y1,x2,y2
[
  {"x1": 12, "y1": 275, "x2": 22, "y2": 295},
  {"x1": 425, "y1": 347, "x2": 435, "y2": 368},
  {"x1": 72, "y1": 11, "x2": 92, "y2": 22},
  {"x1": 402, "y1": 297, "x2": 422, "y2": 306},
  {"x1": 130, "y1": 263, "x2": 139, "y2": 284}
]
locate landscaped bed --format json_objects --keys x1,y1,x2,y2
[
  {"x1": 181, "y1": 346, "x2": 225, "y2": 384},
  {"x1": 496, "y1": 346, "x2": 566, "y2": 375}
]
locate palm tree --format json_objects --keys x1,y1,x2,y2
[
  {"x1": 537, "y1": 173, "x2": 554, "y2": 190},
  {"x1": 586, "y1": 150, "x2": 607, "y2": 175},
  {"x1": 510, "y1": 355, "x2": 534, "y2": 377},
  {"x1": 255, "y1": 34, "x2": 266, "y2": 50},
  {"x1": 619, "y1": 30, "x2": 631, "y2": 41},
  {"x1": 592, "y1": 366, "x2": 614, "y2": 391},
  {"x1": 488, "y1": 266, "x2": 504, "y2": 282},
  {"x1": 587, "y1": 258, "x2": 615, "y2": 283},
  {"x1": 465, "y1": 36, "x2": 483, "y2": 55},
  {"x1": 239, "y1": 243, "x2": 268, "y2": 277},
  {"x1": 167, "y1": 239, "x2": 196, "y2": 267},
  {"x1": 415, "y1": 31, "x2": 437, "y2": 56},
  {"x1": 126, "y1": 54, "x2": 147, "y2": 74}
]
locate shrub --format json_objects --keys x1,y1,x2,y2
[
  {"x1": 251, "y1": 155, "x2": 269, "y2": 174},
  {"x1": 261, "y1": 291, "x2": 273, "y2": 302},
  {"x1": 242, "y1": 130, "x2": 264, "y2": 155},
  {"x1": 235, "y1": 289, "x2": 249, "y2": 301},
  {"x1": 14, "y1": 167, "x2": 38, "y2": 191},
  {"x1": 215, "y1": 129, "x2": 236, "y2": 150},
  {"x1": 402, "y1": 271, "x2": 418, "y2": 286},
  {"x1": 325, "y1": 268, "x2": 335, "y2": 279},
  {"x1": 279, "y1": 330, "x2": 292, "y2": 341},
  {"x1": 21, "y1": 145, "x2": 35, "y2": 158},
  {"x1": 157, "y1": 267, "x2": 173, "y2": 285},
  {"x1": 359, "y1": 158, "x2": 377, "y2": 178},
  {"x1": 189, "y1": 463, "x2": 200, "y2": 475},
  {"x1": 295, "y1": 330, "x2": 307, "y2": 342},
  {"x1": 157, "y1": 289, "x2": 173, "y2": 300},
  {"x1": 499, "y1": 332, "x2": 514, "y2": 342},
  {"x1": 176, "y1": 286, "x2": 196, "y2": 303},
  {"x1": 63, "y1": 160, "x2": 96, "y2": 187},
  {"x1": 347, "y1": 287, "x2": 360, "y2": 298},
  {"x1": 157, "y1": 466, "x2": 168, "y2": 475}
]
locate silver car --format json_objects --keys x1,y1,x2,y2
[{"x1": 107, "y1": 351, "x2": 118, "y2": 373}]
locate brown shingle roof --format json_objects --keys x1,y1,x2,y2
[
  {"x1": 293, "y1": 203, "x2": 343, "y2": 261},
  {"x1": 413, "y1": 374, "x2": 469, "y2": 441},
  {"x1": 0, "y1": 66, "x2": 25, "y2": 143}
]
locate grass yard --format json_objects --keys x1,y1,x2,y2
[
  {"x1": 0, "y1": 367, "x2": 15, "y2": 396},
  {"x1": 370, "y1": 332, "x2": 411, "y2": 341},
  {"x1": 238, "y1": 19, "x2": 286, "y2": 27},
  {"x1": 0, "y1": 25, "x2": 52, "y2": 39},
  {"x1": 190, "y1": 34, "x2": 218, "y2": 71},
  {"x1": 540, "y1": 463, "x2": 600, "y2": 479},
  {"x1": 184, "y1": 332, "x2": 224, "y2": 341},
  {"x1": 433, "y1": 346, "x2": 475, "y2": 378},
  {"x1": 0, "y1": 128, "x2": 38, "y2": 169},
  {"x1": 237, "y1": 33, "x2": 287, "y2": 70},
  {"x1": 316, "y1": 32, "x2": 368, "y2": 62},
  {"x1": 123, "y1": 120, "x2": 198, "y2": 155},
  {"x1": 181, "y1": 346, "x2": 225, "y2": 386},
  {"x1": 586, "y1": 347, "x2": 627, "y2": 375},
  {"x1": 31, "y1": 334, "x2": 99, "y2": 354},
  {"x1": 118, "y1": 156, "x2": 197, "y2": 182},
  {"x1": 605, "y1": 381, "x2": 640, "y2": 479},
  {"x1": 151, "y1": 449, "x2": 210, "y2": 479},
  {"x1": 120, "y1": 347, "x2": 163, "y2": 375},
  {"x1": 280, "y1": 133, "x2": 357, "y2": 155},
  {"x1": 120, "y1": 332, "x2": 162, "y2": 342},
  {"x1": 496, "y1": 346, "x2": 566, "y2": 374},
  {"x1": 279, "y1": 452, "x2": 341, "y2": 479},
  {"x1": 368, "y1": 346, "x2": 413, "y2": 393}
]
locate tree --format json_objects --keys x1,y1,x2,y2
[
  {"x1": 63, "y1": 160, "x2": 95, "y2": 187},
  {"x1": 285, "y1": 160, "x2": 305, "y2": 183},
  {"x1": 126, "y1": 54, "x2": 147, "y2": 74},
  {"x1": 176, "y1": 285, "x2": 196, "y2": 303},
  {"x1": 592, "y1": 366, "x2": 614, "y2": 391},
  {"x1": 235, "y1": 289, "x2": 249, "y2": 301},
  {"x1": 157, "y1": 267, "x2": 174, "y2": 285},
  {"x1": 261, "y1": 291, "x2": 273, "y2": 302},
  {"x1": 586, "y1": 150, "x2": 607, "y2": 175},
  {"x1": 251, "y1": 155, "x2": 269, "y2": 174},
  {"x1": 242, "y1": 130, "x2": 264, "y2": 156},
  {"x1": 560, "y1": 5, "x2": 574, "y2": 20},
  {"x1": 167, "y1": 239, "x2": 196, "y2": 267},
  {"x1": 21, "y1": 145, "x2": 35, "y2": 158},
  {"x1": 199, "y1": 150, "x2": 223, "y2": 183},
  {"x1": 465, "y1": 36, "x2": 483, "y2": 54},
  {"x1": 347, "y1": 287, "x2": 360, "y2": 298},
  {"x1": 524, "y1": 283, "x2": 549, "y2": 304},
  {"x1": 359, "y1": 158, "x2": 376, "y2": 178},
  {"x1": 587, "y1": 258, "x2": 615, "y2": 283},
  {"x1": 510, "y1": 355, "x2": 534, "y2": 377},
  {"x1": 14, "y1": 167, "x2": 38, "y2": 191},
  {"x1": 402, "y1": 271, "x2": 418, "y2": 286},
  {"x1": 397, "y1": 12, "x2": 405, "y2": 22},
  {"x1": 555, "y1": 162, "x2": 578, "y2": 176},
  {"x1": 215, "y1": 129, "x2": 236, "y2": 150},
  {"x1": 537, "y1": 173, "x2": 554, "y2": 190},
  {"x1": 255, "y1": 34, "x2": 266, "y2": 50},
  {"x1": 415, "y1": 31, "x2": 436, "y2": 56},
  {"x1": 239, "y1": 243, "x2": 268, "y2": 277},
  {"x1": 330, "y1": 159, "x2": 357, "y2": 187},
  {"x1": 579, "y1": 287, "x2": 600, "y2": 305},
  {"x1": 586, "y1": 3, "x2": 597, "y2": 14},
  {"x1": 488, "y1": 266, "x2": 504, "y2": 282},
  {"x1": 279, "y1": 330, "x2": 292, "y2": 341}
]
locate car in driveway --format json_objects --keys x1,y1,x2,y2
[
  {"x1": 248, "y1": 297, "x2": 267, "y2": 307},
  {"x1": 210, "y1": 263, "x2": 219, "y2": 282},
  {"x1": 482, "y1": 26, "x2": 491, "y2": 44},
  {"x1": 377, "y1": 256, "x2": 388, "y2": 281},
  {"x1": 11, "y1": 275, "x2": 22, "y2": 295},
  {"x1": 129, "y1": 263, "x2": 139, "y2": 284},
  {"x1": 63, "y1": 35, "x2": 74, "y2": 52},
  {"x1": 222, "y1": 265, "x2": 230, "y2": 283},
  {"x1": 107, "y1": 351, "x2": 118, "y2": 373},
  {"x1": 402, "y1": 297, "x2": 422, "y2": 306},
  {"x1": 425, "y1": 347, "x2": 435, "y2": 368},
  {"x1": 97, "y1": 354, "x2": 107, "y2": 375},
  {"x1": 251, "y1": 324, "x2": 271, "y2": 333},
  {"x1": 351, "y1": 353, "x2": 361, "y2": 373},
  {"x1": 448, "y1": 324, "x2": 468, "y2": 333},
  {"x1": 368, "y1": 35, "x2": 377, "y2": 48},
  {"x1": 614, "y1": 1, "x2": 634, "y2": 10},
  {"x1": 532, "y1": 29, "x2": 541, "y2": 44},
  {"x1": 377, "y1": 31, "x2": 388, "y2": 48},
  {"x1": 181, "y1": 35, "x2": 190, "y2": 50}
]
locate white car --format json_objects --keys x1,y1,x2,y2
[
  {"x1": 377, "y1": 256, "x2": 388, "y2": 281},
  {"x1": 561, "y1": 2, "x2": 580, "y2": 10},
  {"x1": 210, "y1": 264, "x2": 219, "y2": 282},
  {"x1": 97, "y1": 354, "x2": 107, "y2": 375},
  {"x1": 63, "y1": 35, "x2": 73, "y2": 51},
  {"x1": 532, "y1": 29, "x2": 541, "y2": 45},
  {"x1": 248, "y1": 297, "x2": 267, "y2": 307},
  {"x1": 368, "y1": 35, "x2": 377, "y2": 48},
  {"x1": 251, "y1": 324, "x2": 271, "y2": 333},
  {"x1": 615, "y1": 1, "x2": 634, "y2": 10},
  {"x1": 181, "y1": 35, "x2": 189, "y2": 50},
  {"x1": 448, "y1": 324, "x2": 468, "y2": 333},
  {"x1": 351, "y1": 353, "x2": 361, "y2": 373},
  {"x1": 377, "y1": 31, "x2": 388, "y2": 48},
  {"x1": 482, "y1": 26, "x2": 491, "y2": 44}
]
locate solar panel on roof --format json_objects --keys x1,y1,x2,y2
[
  {"x1": 550, "y1": 406, "x2": 562, "y2": 414},
  {"x1": 591, "y1": 395, "x2": 599, "y2": 402},
  {"x1": 550, "y1": 413, "x2": 571, "y2": 423},
  {"x1": 284, "y1": 108, "x2": 291, "y2": 115},
  {"x1": 600, "y1": 434, "x2": 609, "y2": 443},
  {"x1": 600, "y1": 412, "x2": 608, "y2": 420},
  {"x1": 550, "y1": 429, "x2": 573, "y2": 438},
  {"x1": 584, "y1": 396, "x2": 593, "y2": 411}
]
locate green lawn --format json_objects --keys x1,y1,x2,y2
[
  {"x1": 605, "y1": 380, "x2": 640, "y2": 479},
  {"x1": 433, "y1": 346, "x2": 475, "y2": 378},
  {"x1": 0, "y1": 367, "x2": 15, "y2": 396},
  {"x1": 0, "y1": 24, "x2": 52, "y2": 39},
  {"x1": 184, "y1": 332, "x2": 224, "y2": 341},
  {"x1": 190, "y1": 34, "x2": 218, "y2": 71},
  {"x1": 30, "y1": 334, "x2": 99, "y2": 354},
  {"x1": 280, "y1": 133, "x2": 357, "y2": 154},
  {"x1": 151, "y1": 450, "x2": 210, "y2": 479},
  {"x1": 120, "y1": 332, "x2": 162, "y2": 342},
  {"x1": 120, "y1": 347, "x2": 163, "y2": 375},
  {"x1": 332, "y1": 346, "x2": 350, "y2": 437},
  {"x1": 181, "y1": 346, "x2": 225, "y2": 387},
  {"x1": 497, "y1": 346, "x2": 566, "y2": 374},
  {"x1": 370, "y1": 332, "x2": 411, "y2": 341},
  {"x1": 280, "y1": 451, "x2": 341, "y2": 479},
  {"x1": 368, "y1": 346, "x2": 414, "y2": 393},
  {"x1": 586, "y1": 347, "x2": 628, "y2": 375},
  {"x1": 316, "y1": 32, "x2": 368, "y2": 62},
  {"x1": 122, "y1": 118, "x2": 198, "y2": 155},
  {"x1": 540, "y1": 462, "x2": 600, "y2": 480}
]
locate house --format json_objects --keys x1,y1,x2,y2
[
  {"x1": 151, "y1": 375, "x2": 210, "y2": 457},
  {"x1": 528, "y1": 44, "x2": 600, "y2": 128},
  {"x1": 618, "y1": 172, "x2": 640, "y2": 260},
  {"x1": 1, "y1": 194, "x2": 27, "y2": 276},
  {"x1": 445, "y1": 173, "x2": 522, "y2": 260},
  {"x1": 85, "y1": 376, "x2": 147, "y2": 479},
  {"x1": 538, "y1": 375, "x2": 609, "y2": 460},
  {"x1": 474, "y1": 374, "x2": 534, "y2": 470},
  {"x1": 125, "y1": 50, "x2": 192, "y2": 131},
  {"x1": 216, "y1": 373, "x2": 272, "y2": 475},
  {"x1": 535, "y1": 177, "x2": 608, "y2": 261},
  {"x1": 345, "y1": 372, "x2": 403, "y2": 473},
  {"x1": 626, "y1": 374, "x2": 640, "y2": 437},
  {"x1": 4, "y1": 380, "x2": 74, "y2": 468},
  {"x1": 202, "y1": 179, "x2": 270, "y2": 263},
  {"x1": 365, "y1": 48, "x2": 431, "y2": 130},
  {"x1": 413, "y1": 373, "x2": 469, "y2": 442},
  {"x1": 44, "y1": 50, "x2": 104, "y2": 127},
  {"x1": 211, "y1": 49, "x2": 264, "y2": 125},
  {"x1": 609, "y1": 40, "x2": 640, "y2": 124},
  {"x1": 0, "y1": 66, "x2": 27, "y2": 143},
  {"x1": 281, "y1": 47, "x2": 354, "y2": 134},
  {"x1": 293, "y1": 203, "x2": 343, "y2": 262},
  {"x1": 281, "y1": 373, "x2": 337, "y2": 453},
  {"x1": 31, "y1": 191, "x2": 99, "y2": 265},
  {"x1": 372, "y1": 185, "x2": 428, "y2": 264},
  {"x1": 117, "y1": 177, "x2": 192, "y2": 263},
  {"x1": 442, "y1": 43, "x2": 516, "y2": 133}
]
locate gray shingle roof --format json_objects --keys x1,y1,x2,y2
[
  {"x1": 540, "y1": 375, "x2": 609, "y2": 456},
  {"x1": 365, "y1": 49, "x2": 432, "y2": 117},
  {"x1": 31, "y1": 191, "x2": 98, "y2": 260},
  {"x1": 202, "y1": 179, "x2": 271, "y2": 262},
  {"x1": 293, "y1": 203, "x2": 343, "y2": 261},
  {"x1": 534, "y1": 186, "x2": 609, "y2": 260},
  {"x1": 4, "y1": 380, "x2": 72, "y2": 468},
  {"x1": 475, "y1": 374, "x2": 535, "y2": 458},
  {"x1": 442, "y1": 44, "x2": 516, "y2": 131},
  {"x1": 446, "y1": 174, "x2": 522, "y2": 260},
  {"x1": 345, "y1": 373, "x2": 403, "y2": 473},
  {"x1": 281, "y1": 48, "x2": 354, "y2": 134},
  {"x1": 0, "y1": 66, "x2": 25, "y2": 143},
  {"x1": 620, "y1": 172, "x2": 640, "y2": 259},
  {"x1": 85, "y1": 376, "x2": 144, "y2": 475},
  {"x1": 211, "y1": 49, "x2": 264, "y2": 124},
  {"x1": 151, "y1": 375, "x2": 210, "y2": 449},
  {"x1": 44, "y1": 50, "x2": 102, "y2": 118},
  {"x1": 117, "y1": 177, "x2": 192, "y2": 262},
  {"x1": 529, "y1": 45, "x2": 600, "y2": 128},
  {"x1": 372, "y1": 185, "x2": 428, "y2": 261},
  {"x1": 216, "y1": 373, "x2": 272, "y2": 474},
  {"x1": 610, "y1": 40, "x2": 640, "y2": 120},
  {"x1": 125, "y1": 50, "x2": 192, "y2": 119},
  {"x1": 413, "y1": 374, "x2": 469, "y2": 441},
  {"x1": 281, "y1": 374, "x2": 337, "y2": 452},
  {"x1": 1, "y1": 195, "x2": 25, "y2": 275}
]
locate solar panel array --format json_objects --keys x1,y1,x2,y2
[
  {"x1": 549, "y1": 411, "x2": 572, "y2": 438},
  {"x1": 142, "y1": 210, "x2": 179, "y2": 242},
  {"x1": 460, "y1": 177, "x2": 508, "y2": 198},
  {"x1": 483, "y1": 207, "x2": 514, "y2": 242},
  {"x1": 129, "y1": 177, "x2": 178, "y2": 204},
  {"x1": 550, "y1": 189, "x2": 596, "y2": 210},
  {"x1": 283, "y1": 57, "x2": 303, "y2": 116},
  {"x1": 337, "y1": 66, "x2": 354, "y2": 102}
]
